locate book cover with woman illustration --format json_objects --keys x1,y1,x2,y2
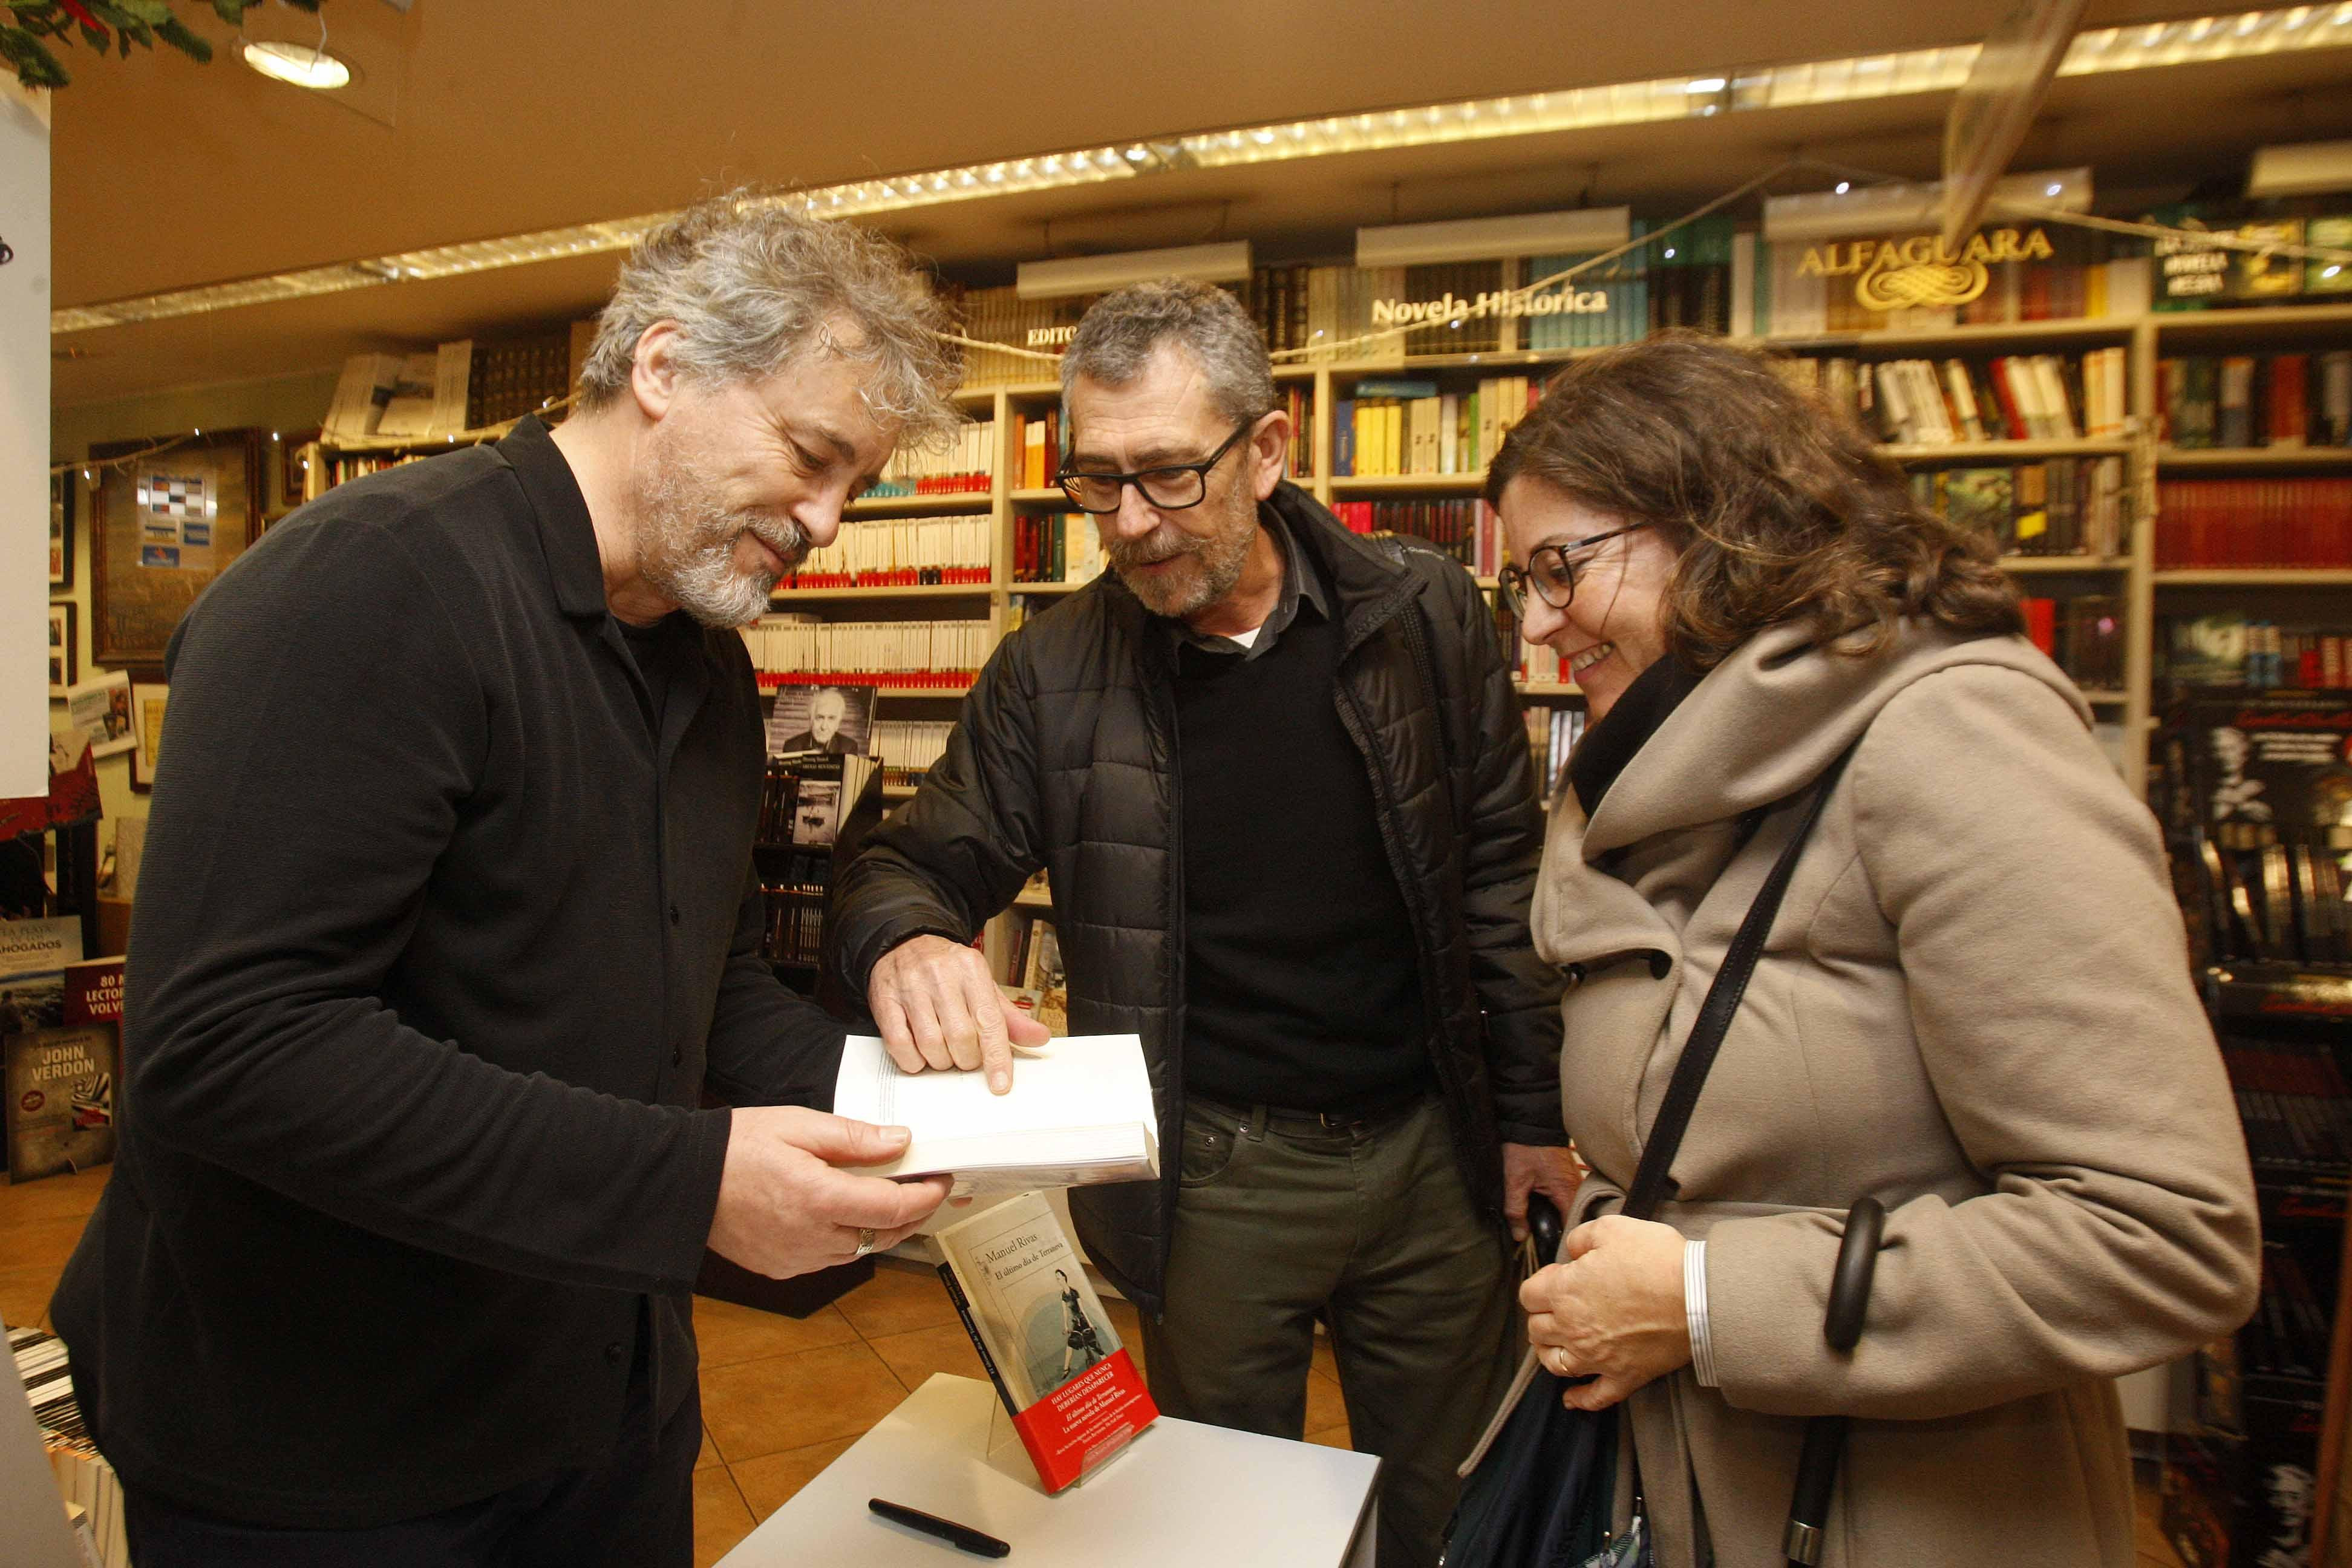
[{"x1": 935, "y1": 1192, "x2": 1155, "y2": 1491}]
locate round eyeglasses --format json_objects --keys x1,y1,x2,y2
[{"x1": 1494, "y1": 523, "x2": 1652, "y2": 621}]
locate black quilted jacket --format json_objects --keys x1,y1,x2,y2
[{"x1": 832, "y1": 483, "x2": 1564, "y2": 1314}]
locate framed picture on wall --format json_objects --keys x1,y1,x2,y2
[
  {"x1": 90, "y1": 428, "x2": 263, "y2": 669},
  {"x1": 129, "y1": 680, "x2": 168, "y2": 793},
  {"x1": 50, "y1": 468, "x2": 73, "y2": 590},
  {"x1": 47, "y1": 603, "x2": 76, "y2": 697}
]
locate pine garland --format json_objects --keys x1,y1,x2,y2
[{"x1": 2, "y1": 1, "x2": 318, "y2": 90}]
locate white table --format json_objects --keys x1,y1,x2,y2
[{"x1": 718, "y1": 1374, "x2": 1380, "y2": 1567}]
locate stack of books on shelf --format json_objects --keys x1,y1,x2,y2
[
  {"x1": 2020, "y1": 595, "x2": 2125, "y2": 690},
  {"x1": 2154, "y1": 477, "x2": 2352, "y2": 567},
  {"x1": 1760, "y1": 226, "x2": 2146, "y2": 336},
  {"x1": 1774, "y1": 351, "x2": 2125, "y2": 445},
  {"x1": 1010, "y1": 409, "x2": 1062, "y2": 489},
  {"x1": 1524, "y1": 705, "x2": 1588, "y2": 798},
  {"x1": 11, "y1": 1325, "x2": 127, "y2": 1568},
  {"x1": 2166, "y1": 613, "x2": 2352, "y2": 691},
  {"x1": 1523, "y1": 243, "x2": 1651, "y2": 351},
  {"x1": 742, "y1": 616, "x2": 990, "y2": 689},
  {"x1": 871, "y1": 719, "x2": 953, "y2": 788},
  {"x1": 2160, "y1": 352, "x2": 2352, "y2": 449},
  {"x1": 953, "y1": 287, "x2": 1094, "y2": 388},
  {"x1": 2225, "y1": 1040, "x2": 2352, "y2": 1180},
  {"x1": 1327, "y1": 498, "x2": 1502, "y2": 577},
  {"x1": 1278, "y1": 382, "x2": 1315, "y2": 480},
  {"x1": 1012, "y1": 513, "x2": 1105, "y2": 586},
  {"x1": 866, "y1": 420, "x2": 995, "y2": 497},
  {"x1": 1516, "y1": 641, "x2": 1575, "y2": 686},
  {"x1": 1333, "y1": 377, "x2": 1536, "y2": 477},
  {"x1": 782, "y1": 514, "x2": 992, "y2": 589},
  {"x1": 1913, "y1": 460, "x2": 2129, "y2": 557}
]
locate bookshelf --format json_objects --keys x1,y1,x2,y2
[{"x1": 292, "y1": 299, "x2": 2352, "y2": 810}]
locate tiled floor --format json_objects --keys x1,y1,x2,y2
[{"x1": 2, "y1": 1166, "x2": 2184, "y2": 1567}]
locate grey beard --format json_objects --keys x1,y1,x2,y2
[
  {"x1": 1111, "y1": 519, "x2": 1252, "y2": 620},
  {"x1": 652, "y1": 523, "x2": 798, "y2": 628}
]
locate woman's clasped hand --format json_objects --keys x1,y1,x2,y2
[{"x1": 1520, "y1": 1214, "x2": 1691, "y2": 1411}]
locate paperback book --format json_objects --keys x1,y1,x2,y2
[
  {"x1": 832, "y1": 1031, "x2": 1157, "y2": 1195},
  {"x1": 934, "y1": 1191, "x2": 1157, "y2": 1492}
]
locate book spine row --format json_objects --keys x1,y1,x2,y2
[
  {"x1": 2160, "y1": 351, "x2": 2352, "y2": 449},
  {"x1": 2019, "y1": 595, "x2": 2126, "y2": 688},
  {"x1": 1913, "y1": 457, "x2": 2129, "y2": 557},
  {"x1": 1333, "y1": 377, "x2": 1535, "y2": 477},
  {"x1": 869, "y1": 720, "x2": 954, "y2": 786},
  {"x1": 1012, "y1": 513, "x2": 1107, "y2": 585},
  {"x1": 1774, "y1": 351, "x2": 2125, "y2": 445},
  {"x1": 1523, "y1": 704, "x2": 1587, "y2": 797},
  {"x1": 782, "y1": 515, "x2": 993, "y2": 589},
  {"x1": 1326, "y1": 499, "x2": 1501, "y2": 576},
  {"x1": 742, "y1": 617, "x2": 990, "y2": 681},
  {"x1": 866, "y1": 420, "x2": 996, "y2": 496},
  {"x1": 2154, "y1": 479, "x2": 2352, "y2": 568}
]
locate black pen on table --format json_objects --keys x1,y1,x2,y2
[{"x1": 869, "y1": 1497, "x2": 1011, "y2": 1558}]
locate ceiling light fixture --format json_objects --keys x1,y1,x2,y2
[{"x1": 53, "y1": 4, "x2": 2352, "y2": 336}]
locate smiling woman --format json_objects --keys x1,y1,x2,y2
[{"x1": 1481, "y1": 332, "x2": 2259, "y2": 1568}]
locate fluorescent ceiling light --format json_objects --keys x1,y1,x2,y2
[
  {"x1": 1016, "y1": 241, "x2": 1252, "y2": 300},
  {"x1": 2247, "y1": 139, "x2": 2352, "y2": 197},
  {"x1": 1763, "y1": 168, "x2": 2091, "y2": 241},
  {"x1": 241, "y1": 41, "x2": 351, "y2": 90},
  {"x1": 54, "y1": 5, "x2": 2352, "y2": 336},
  {"x1": 1356, "y1": 208, "x2": 1631, "y2": 268}
]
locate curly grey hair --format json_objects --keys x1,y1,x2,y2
[
  {"x1": 578, "y1": 191, "x2": 961, "y2": 444},
  {"x1": 1059, "y1": 278, "x2": 1274, "y2": 428}
]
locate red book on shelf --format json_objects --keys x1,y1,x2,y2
[
  {"x1": 2270, "y1": 356, "x2": 2309, "y2": 448},
  {"x1": 2022, "y1": 597, "x2": 2057, "y2": 657}
]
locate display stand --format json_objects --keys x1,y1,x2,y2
[{"x1": 718, "y1": 1373, "x2": 1378, "y2": 1568}]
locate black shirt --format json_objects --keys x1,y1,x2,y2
[{"x1": 51, "y1": 417, "x2": 845, "y2": 1528}]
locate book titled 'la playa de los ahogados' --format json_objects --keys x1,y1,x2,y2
[{"x1": 933, "y1": 1192, "x2": 1156, "y2": 1492}]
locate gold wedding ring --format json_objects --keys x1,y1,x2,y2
[{"x1": 854, "y1": 1227, "x2": 878, "y2": 1259}]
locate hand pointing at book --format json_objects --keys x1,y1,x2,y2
[{"x1": 869, "y1": 934, "x2": 1050, "y2": 1095}]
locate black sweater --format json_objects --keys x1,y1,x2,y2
[
  {"x1": 51, "y1": 418, "x2": 844, "y2": 1528},
  {"x1": 1172, "y1": 587, "x2": 1428, "y2": 1110}
]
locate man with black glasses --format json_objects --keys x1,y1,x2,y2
[{"x1": 833, "y1": 279, "x2": 1573, "y2": 1567}]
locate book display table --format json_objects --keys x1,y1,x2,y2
[{"x1": 719, "y1": 1373, "x2": 1379, "y2": 1567}]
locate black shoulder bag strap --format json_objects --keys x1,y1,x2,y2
[{"x1": 1620, "y1": 743, "x2": 1858, "y2": 1223}]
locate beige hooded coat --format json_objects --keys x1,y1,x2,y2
[{"x1": 1517, "y1": 621, "x2": 2259, "y2": 1567}]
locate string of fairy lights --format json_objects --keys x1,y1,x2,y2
[{"x1": 50, "y1": 172, "x2": 2352, "y2": 479}]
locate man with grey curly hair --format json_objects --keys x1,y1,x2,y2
[
  {"x1": 54, "y1": 193, "x2": 961, "y2": 1567},
  {"x1": 837, "y1": 278, "x2": 1573, "y2": 1567}
]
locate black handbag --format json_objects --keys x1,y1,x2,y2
[{"x1": 1442, "y1": 749, "x2": 1859, "y2": 1568}]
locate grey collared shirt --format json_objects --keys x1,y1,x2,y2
[{"x1": 1165, "y1": 505, "x2": 1330, "y2": 662}]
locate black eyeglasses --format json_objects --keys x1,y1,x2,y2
[
  {"x1": 1056, "y1": 420, "x2": 1256, "y2": 515},
  {"x1": 1494, "y1": 523, "x2": 1651, "y2": 621}
]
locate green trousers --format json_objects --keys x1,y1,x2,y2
[{"x1": 1138, "y1": 1093, "x2": 1520, "y2": 1568}]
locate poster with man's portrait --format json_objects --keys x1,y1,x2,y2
[
  {"x1": 766, "y1": 683, "x2": 875, "y2": 758},
  {"x1": 64, "y1": 670, "x2": 136, "y2": 760}
]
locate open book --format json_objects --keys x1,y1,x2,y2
[{"x1": 832, "y1": 1033, "x2": 1158, "y2": 1196}]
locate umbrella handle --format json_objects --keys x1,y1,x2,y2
[{"x1": 1782, "y1": 1195, "x2": 1887, "y2": 1566}]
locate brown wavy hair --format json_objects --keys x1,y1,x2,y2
[{"x1": 1485, "y1": 331, "x2": 2022, "y2": 669}]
